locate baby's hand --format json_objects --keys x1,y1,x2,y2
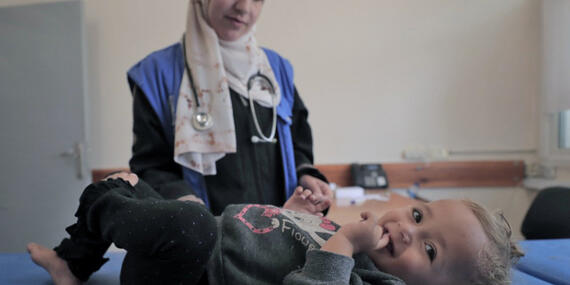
[
  {"x1": 283, "y1": 186, "x2": 331, "y2": 216},
  {"x1": 337, "y1": 211, "x2": 389, "y2": 253}
]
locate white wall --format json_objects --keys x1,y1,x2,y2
[
  {"x1": 261, "y1": 0, "x2": 540, "y2": 164},
  {"x1": 83, "y1": 0, "x2": 187, "y2": 167}
]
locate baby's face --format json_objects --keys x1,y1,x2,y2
[{"x1": 367, "y1": 200, "x2": 488, "y2": 285}]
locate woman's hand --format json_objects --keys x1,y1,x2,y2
[
  {"x1": 321, "y1": 211, "x2": 389, "y2": 257},
  {"x1": 283, "y1": 186, "x2": 331, "y2": 216},
  {"x1": 298, "y1": 175, "x2": 333, "y2": 207},
  {"x1": 105, "y1": 171, "x2": 139, "y2": 186}
]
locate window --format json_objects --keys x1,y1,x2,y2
[
  {"x1": 560, "y1": 109, "x2": 570, "y2": 149},
  {"x1": 541, "y1": 110, "x2": 570, "y2": 166},
  {"x1": 541, "y1": 0, "x2": 570, "y2": 164}
]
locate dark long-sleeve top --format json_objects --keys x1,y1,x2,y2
[
  {"x1": 207, "y1": 204, "x2": 405, "y2": 285},
  {"x1": 129, "y1": 85, "x2": 327, "y2": 215}
]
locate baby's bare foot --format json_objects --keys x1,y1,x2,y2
[{"x1": 27, "y1": 242, "x2": 81, "y2": 285}]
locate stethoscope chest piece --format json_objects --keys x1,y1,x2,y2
[{"x1": 192, "y1": 111, "x2": 214, "y2": 131}]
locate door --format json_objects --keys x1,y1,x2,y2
[{"x1": 0, "y1": 0, "x2": 89, "y2": 252}]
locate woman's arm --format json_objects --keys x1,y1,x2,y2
[
  {"x1": 283, "y1": 212, "x2": 391, "y2": 285},
  {"x1": 129, "y1": 86, "x2": 198, "y2": 200},
  {"x1": 291, "y1": 87, "x2": 333, "y2": 206},
  {"x1": 290, "y1": 88, "x2": 320, "y2": 176}
]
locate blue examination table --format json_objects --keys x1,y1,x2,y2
[
  {"x1": 512, "y1": 239, "x2": 570, "y2": 285},
  {"x1": 0, "y1": 252, "x2": 124, "y2": 284},
  {"x1": 1, "y1": 239, "x2": 569, "y2": 284}
]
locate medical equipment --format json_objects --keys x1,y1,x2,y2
[
  {"x1": 350, "y1": 163, "x2": 389, "y2": 188},
  {"x1": 247, "y1": 72, "x2": 277, "y2": 144},
  {"x1": 181, "y1": 37, "x2": 214, "y2": 132},
  {"x1": 182, "y1": 36, "x2": 278, "y2": 144}
]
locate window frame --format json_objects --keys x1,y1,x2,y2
[
  {"x1": 540, "y1": 111, "x2": 570, "y2": 166},
  {"x1": 560, "y1": 110, "x2": 570, "y2": 148}
]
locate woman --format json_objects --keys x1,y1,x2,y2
[{"x1": 128, "y1": 0, "x2": 332, "y2": 216}]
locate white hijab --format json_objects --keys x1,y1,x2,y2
[{"x1": 174, "y1": 0, "x2": 281, "y2": 175}]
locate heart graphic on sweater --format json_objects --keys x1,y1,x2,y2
[{"x1": 233, "y1": 204, "x2": 281, "y2": 234}]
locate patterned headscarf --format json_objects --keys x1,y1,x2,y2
[{"x1": 174, "y1": 0, "x2": 281, "y2": 175}]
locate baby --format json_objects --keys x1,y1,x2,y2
[
  {"x1": 306, "y1": 200, "x2": 523, "y2": 285},
  {"x1": 28, "y1": 172, "x2": 522, "y2": 284}
]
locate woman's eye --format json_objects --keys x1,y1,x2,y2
[
  {"x1": 425, "y1": 243, "x2": 436, "y2": 262},
  {"x1": 412, "y1": 208, "x2": 422, "y2": 223}
]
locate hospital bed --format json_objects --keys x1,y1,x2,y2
[
  {"x1": 511, "y1": 239, "x2": 570, "y2": 285},
  {"x1": 1, "y1": 239, "x2": 568, "y2": 284}
]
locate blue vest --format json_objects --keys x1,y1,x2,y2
[{"x1": 127, "y1": 42, "x2": 298, "y2": 207}]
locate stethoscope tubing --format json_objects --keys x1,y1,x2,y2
[
  {"x1": 181, "y1": 35, "x2": 278, "y2": 143},
  {"x1": 247, "y1": 71, "x2": 277, "y2": 143}
]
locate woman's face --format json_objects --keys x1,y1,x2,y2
[{"x1": 207, "y1": 0, "x2": 264, "y2": 41}]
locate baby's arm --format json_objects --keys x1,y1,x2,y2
[
  {"x1": 283, "y1": 249, "x2": 356, "y2": 284},
  {"x1": 283, "y1": 186, "x2": 331, "y2": 216},
  {"x1": 283, "y1": 212, "x2": 398, "y2": 285},
  {"x1": 322, "y1": 211, "x2": 389, "y2": 257}
]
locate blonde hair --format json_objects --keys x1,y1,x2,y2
[{"x1": 462, "y1": 200, "x2": 525, "y2": 285}]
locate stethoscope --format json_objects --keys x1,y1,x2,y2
[{"x1": 182, "y1": 36, "x2": 278, "y2": 144}]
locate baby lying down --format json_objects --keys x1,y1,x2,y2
[{"x1": 28, "y1": 172, "x2": 522, "y2": 284}]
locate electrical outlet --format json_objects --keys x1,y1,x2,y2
[
  {"x1": 402, "y1": 147, "x2": 424, "y2": 160},
  {"x1": 526, "y1": 163, "x2": 557, "y2": 179},
  {"x1": 402, "y1": 146, "x2": 449, "y2": 161},
  {"x1": 541, "y1": 165, "x2": 557, "y2": 179}
]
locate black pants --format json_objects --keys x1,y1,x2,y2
[{"x1": 54, "y1": 179, "x2": 217, "y2": 284}]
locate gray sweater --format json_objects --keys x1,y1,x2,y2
[{"x1": 207, "y1": 204, "x2": 405, "y2": 285}]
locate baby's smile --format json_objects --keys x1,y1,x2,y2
[{"x1": 382, "y1": 227, "x2": 395, "y2": 256}]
